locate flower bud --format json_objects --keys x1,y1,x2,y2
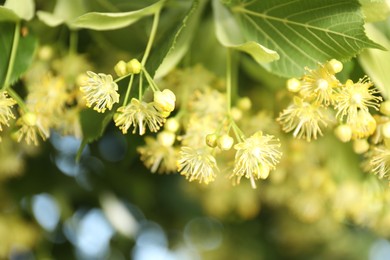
[
  {"x1": 206, "y1": 133, "x2": 218, "y2": 148},
  {"x1": 165, "y1": 118, "x2": 180, "y2": 132},
  {"x1": 382, "y1": 121, "x2": 390, "y2": 139},
  {"x1": 326, "y1": 59, "x2": 343, "y2": 74},
  {"x1": 353, "y1": 139, "x2": 369, "y2": 154},
  {"x1": 154, "y1": 89, "x2": 176, "y2": 113},
  {"x1": 237, "y1": 97, "x2": 252, "y2": 111},
  {"x1": 38, "y1": 45, "x2": 53, "y2": 61},
  {"x1": 217, "y1": 134, "x2": 234, "y2": 150},
  {"x1": 334, "y1": 124, "x2": 352, "y2": 143},
  {"x1": 114, "y1": 60, "x2": 128, "y2": 77},
  {"x1": 157, "y1": 131, "x2": 176, "y2": 147},
  {"x1": 126, "y1": 59, "x2": 142, "y2": 74},
  {"x1": 380, "y1": 101, "x2": 390, "y2": 116},
  {"x1": 230, "y1": 107, "x2": 242, "y2": 121},
  {"x1": 287, "y1": 78, "x2": 301, "y2": 92}
]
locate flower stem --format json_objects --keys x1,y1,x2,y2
[
  {"x1": 142, "y1": 68, "x2": 159, "y2": 92},
  {"x1": 7, "y1": 87, "x2": 28, "y2": 112},
  {"x1": 226, "y1": 48, "x2": 232, "y2": 113},
  {"x1": 123, "y1": 74, "x2": 135, "y2": 106},
  {"x1": 2, "y1": 22, "x2": 21, "y2": 90},
  {"x1": 141, "y1": 10, "x2": 160, "y2": 67},
  {"x1": 139, "y1": 73, "x2": 144, "y2": 100},
  {"x1": 69, "y1": 30, "x2": 78, "y2": 54}
]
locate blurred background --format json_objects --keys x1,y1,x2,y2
[{"x1": 2, "y1": 0, "x2": 390, "y2": 259}]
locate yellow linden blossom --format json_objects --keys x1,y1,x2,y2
[
  {"x1": 0, "y1": 91, "x2": 16, "y2": 132},
  {"x1": 15, "y1": 112, "x2": 50, "y2": 145},
  {"x1": 114, "y1": 98, "x2": 165, "y2": 135},
  {"x1": 348, "y1": 110, "x2": 377, "y2": 139},
  {"x1": 300, "y1": 62, "x2": 342, "y2": 106},
  {"x1": 80, "y1": 71, "x2": 119, "y2": 113},
  {"x1": 177, "y1": 147, "x2": 218, "y2": 184},
  {"x1": 334, "y1": 77, "x2": 382, "y2": 123},
  {"x1": 368, "y1": 146, "x2": 390, "y2": 180},
  {"x1": 26, "y1": 74, "x2": 68, "y2": 113},
  {"x1": 137, "y1": 131, "x2": 179, "y2": 174},
  {"x1": 232, "y1": 131, "x2": 282, "y2": 189},
  {"x1": 277, "y1": 97, "x2": 328, "y2": 141}
]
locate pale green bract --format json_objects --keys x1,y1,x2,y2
[
  {"x1": 212, "y1": 0, "x2": 280, "y2": 65},
  {"x1": 0, "y1": 0, "x2": 34, "y2": 21},
  {"x1": 36, "y1": 0, "x2": 88, "y2": 28},
  {"x1": 228, "y1": 0, "x2": 384, "y2": 77},
  {"x1": 70, "y1": 0, "x2": 165, "y2": 31},
  {"x1": 359, "y1": 24, "x2": 390, "y2": 99}
]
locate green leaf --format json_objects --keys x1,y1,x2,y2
[
  {"x1": 37, "y1": 0, "x2": 87, "y2": 28},
  {"x1": 229, "y1": 0, "x2": 384, "y2": 77},
  {"x1": 212, "y1": 0, "x2": 279, "y2": 65},
  {"x1": 79, "y1": 109, "x2": 114, "y2": 144},
  {"x1": 3, "y1": 0, "x2": 35, "y2": 21},
  {"x1": 76, "y1": 108, "x2": 114, "y2": 161},
  {"x1": 71, "y1": 0, "x2": 165, "y2": 31},
  {"x1": 359, "y1": 24, "x2": 390, "y2": 98},
  {"x1": 155, "y1": 0, "x2": 207, "y2": 78},
  {"x1": 0, "y1": 23, "x2": 37, "y2": 88}
]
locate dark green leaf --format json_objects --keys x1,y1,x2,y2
[
  {"x1": 0, "y1": 22, "x2": 37, "y2": 88},
  {"x1": 79, "y1": 108, "x2": 114, "y2": 143},
  {"x1": 229, "y1": 0, "x2": 384, "y2": 77},
  {"x1": 154, "y1": 0, "x2": 207, "y2": 78},
  {"x1": 148, "y1": 0, "x2": 207, "y2": 76}
]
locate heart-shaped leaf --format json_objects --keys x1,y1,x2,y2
[{"x1": 228, "y1": 0, "x2": 384, "y2": 77}]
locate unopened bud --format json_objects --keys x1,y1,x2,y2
[
  {"x1": 326, "y1": 59, "x2": 343, "y2": 74},
  {"x1": 380, "y1": 101, "x2": 390, "y2": 116},
  {"x1": 38, "y1": 45, "x2": 53, "y2": 61},
  {"x1": 126, "y1": 59, "x2": 142, "y2": 74},
  {"x1": 382, "y1": 121, "x2": 390, "y2": 139},
  {"x1": 165, "y1": 118, "x2": 180, "y2": 132},
  {"x1": 237, "y1": 97, "x2": 252, "y2": 111},
  {"x1": 353, "y1": 139, "x2": 369, "y2": 154},
  {"x1": 217, "y1": 134, "x2": 234, "y2": 151},
  {"x1": 154, "y1": 89, "x2": 176, "y2": 113},
  {"x1": 334, "y1": 124, "x2": 352, "y2": 143},
  {"x1": 230, "y1": 107, "x2": 242, "y2": 121},
  {"x1": 157, "y1": 131, "x2": 176, "y2": 146},
  {"x1": 287, "y1": 78, "x2": 301, "y2": 92},
  {"x1": 114, "y1": 60, "x2": 128, "y2": 77},
  {"x1": 206, "y1": 133, "x2": 218, "y2": 148}
]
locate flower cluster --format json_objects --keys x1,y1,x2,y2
[
  {"x1": 277, "y1": 59, "x2": 390, "y2": 185},
  {"x1": 278, "y1": 59, "x2": 382, "y2": 142},
  {"x1": 80, "y1": 59, "x2": 176, "y2": 137},
  {"x1": 136, "y1": 66, "x2": 282, "y2": 188},
  {"x1": 0, "y1": 50, "x2": 88, "y2": 147}
]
